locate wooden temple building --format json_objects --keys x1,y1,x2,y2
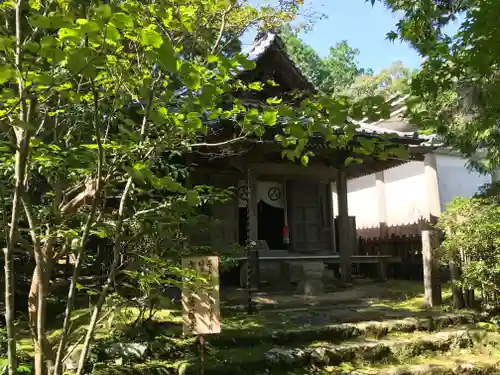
[{"x1": 190, "y1": 32, "x2": 440, "y2": 293}]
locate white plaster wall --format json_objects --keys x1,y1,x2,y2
[
  {"x1": 340, "y1": 154, "x2": 494, "y2": 237},
  {"x1": 333, "y1": 175, "x2": 379, "y2": 230},
  {"x1": 384, "y1": 161, "x2": 428, "y2": 227},
  {"x1": 344, "y1": 174, "x2": 378, "y2": 229},
  {"x1": 435, "y1": 154, "x2": 492, "y2": 211}
]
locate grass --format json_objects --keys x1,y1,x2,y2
[
  {"x1": 368, "y1": 282, "x2": 454, "y2": 311},
  {"x1": 8, "y1": 281, "x2": 473, "y2": 361},
  {"x1": 286, "y1": 346, "x2": 500, "y2": 375}
]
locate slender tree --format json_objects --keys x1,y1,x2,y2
[{"x1": 0, "y1": 2, "x2": 401, "y2": 374}]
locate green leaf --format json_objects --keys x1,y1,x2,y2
[
  {"x1": 391, "y1": 147, "x2": 409, "y2": 160},
  {"x1": 386, "y1": 31, "x2": 398, "y2": 41},
  {"x1": 67, "y1": 48, "x2": 91, "y2": 75},
  {"x1": 50, "y1": 15, "x2": 73, "y2": 29},
  {"x1": 125, "y1": 166, "x2": 146, "y2": 184},
  {"x1": 158, "y1": 38, "x2": 177, "y2": 72},
  {"x1": 30, "y1": 14, "x2": 51, "y2": 28},
  {"x1": 263, "y1": 110, "x2": 278, "y2": 126},
  {"x1": 186, "y1": 190, "x2": 200, "y2": 206},
  {"x1": 29, "y1": 0, "x2": 41, "y2": 10},
  {"x1": 140, "y1": 28, "x2": 164, "y2": 49},
  {"x1": 0, "y1": 66, "x2": 14, "y2": 84},
  {"x1": 77, "y1": 19, "x2": 100, "y2": 34},
  {"x1": 207, "y1": 108, "x2": 222, "y2": 120},
  {"x1": 300, "y1": 154, "x2": 309, "y2": 166},
  {"x1": 24, "y1": 41, "x2": 39, "y2": 53},
  {"x1": 0, "y1": 36, "x2": 14, "y2": 52},
  {"x1": 266, "y1": 97, "x2": 282, "y2": 105},
  {"x1": 111, "y1": 12, "x2": 134, "y2": 29},
  {"x1": 248, "y1": 81, "x2": 263, "y2": 91},
  {"x1": 40, "y1": 36, "x2": 57, "y2": 48},
  {"x1": 106, "y1": 25, "x2": 121, "y2": 44},
  {"x1": 118, "y1": 124, "x2": 138, "y2": 140},
  {"x1": 207, "y1": 55, "x2": 218, "y2": 63},
  {"x1": 378, "y1": 151, "x2": 389, "y2": 161},
  {"x1": 237, "y1": 54, "x2": 256, "y2": 70},
  {"x1": 58, "y1": 28, "x2": 80, "y2": 42},
  {"x1": 245, "y1": 108, "x2": 259, "y2": 121},
  {"x1": 359, "y1": 138, "x2": 376, "y2": 153},
  {"x1": 186, "y1": 112, "x2": 202, "y2": 129},
  {"x1": 183, "y1": 72, "x2": 201, "y2": 90},
  {"x1": 345, "y1": 157, "x2": 355, "y2": 166},
  {"x1": 95, "y1": 4, "x2": 112, "y2": 19}
]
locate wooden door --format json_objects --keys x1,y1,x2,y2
[
  {"x1": 210, "y1": 174, "x2": 239, "y2": 250},
  {"x1": 288, "y1": 181, "x2": 324, "y2": 252}
]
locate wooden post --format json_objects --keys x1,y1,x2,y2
[
  {"x1": 246, "y1": 168, "x2": 258, "y2": 313},
  {"x1": 336, "y1": 169, "x2": 351, "y2": 283},
  {"x1": 328, "y1": 181, "x2": 337, "y2": 252},
  {"x1": 248, "y1": 168, "x2": 258, "y2": 243},
  {"x1": 199, "y1": 335, "x2": 205, "y2": 375},
  {"x1": 375, "y1": 171, "x2": 389, "y2": 239},
  {"x1": 422, "y1": 153, "x2": 442, "y2": 307},
  {"x1": 492, "y1": 168, "x2": 499, "y2": 183},
  {"x1": 283, "y1": 178, "x2": 290, "y2": 249},
  {"x1": 377, "y1": 256, "x2": 387, "y2": 281}
]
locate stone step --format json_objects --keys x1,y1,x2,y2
[
  {"x1": 90, "y1": 358, "x2": 500, "y2": 375},
  {"x1": 207, "y1": 312, "x2": 479, "y2": 348},
  {"x1": 92, "y1": 312, "x2": 483, "y2": 364},
  {"x1": 184, "y1": 328, "x2": 496, "y2": 375},
  {"x1": 360, "y1": 363, "x2": 499, "y2": 375},
  {"x1": 90, "y1": 330, "x2": 500, "y2": 375},
  {"x1": 307, "y1": 351, "x2": 500, "y2": 375}
]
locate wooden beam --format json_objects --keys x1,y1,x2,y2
[
  {"x1": 375, "y1": 171, "x2": 389, "y2": 239},
  {"x1": 328, "y1": 181, "x2": 337, "y2": 253},
  {"x1": 336, "y1": 169, "x2": 352, "y2": 283},
  {"x1": 247, "y1": 167, "x2": 258, "y2": 242},
  {"x1": 250, "y1": 162, "x2": 337, "y2": 180}
]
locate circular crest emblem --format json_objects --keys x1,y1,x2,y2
[
  {"x1": 268, "y1": 187, "x2": 281, "y2": 201},
  {"x1": 238, "y1": 185, "x2": 248, "y2": 201}
]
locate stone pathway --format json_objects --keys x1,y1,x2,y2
[{"x1": 90, "y1": 282, "x2": 500, "y2": 375}]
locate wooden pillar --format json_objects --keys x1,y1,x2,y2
[
  {"x1": 422, "y1": 153, "x2": 442, "y2": 307},
  {"x1": 329, "y1": 181, "x2": 337, "y2": 253},
  {"x1": 247, "y1": 168, "x2": 258, "y2": 242},
  {"x1": 247, "y1": 168, "x2": 259, "y2": 290},
  {"x1": 375, "y1": 171, "x2": 389, "y2": 239},
  {"x1": 492, "y1": 169, "x2": 499, "y2": 183},
  {"x1": 336, "y1": 169, "x2": 351, "y2": 283}
]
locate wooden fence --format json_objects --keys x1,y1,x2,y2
[{"x1": 357, "y1": 235, "x2": 423, "y2": 280}]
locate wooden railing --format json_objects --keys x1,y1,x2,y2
[{"x1": 357, "y1": 235, "x2": 423, "y2": 280}]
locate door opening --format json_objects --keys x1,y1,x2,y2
[{"x1": 258, "y1": 200, "x2": 285, "y2": 250}]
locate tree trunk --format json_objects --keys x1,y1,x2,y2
[
  {"x1": 28, "y1": 267, "x2": 40, "y2": 333},
  {"x1": 464, "y1": 289, "x2": 475, "y2": 308},
  {"x1": 75, "y1": 178, "x2": 133, "y2": 375},
  {"x1": 4, "y1": 118, "x2": 30, "y2": 375},
  {"x1": 29, "y1": 245, "x2": 55, "y2": 375},
  {"x1": 53, "y1": 90, "x2": 104, "y2": 375},
  {"x1": 4, "y1": 0, "x2": 31, "y2": 373},
  {"x1": 449, "y1": 260, "x2": 465, "y2": 309},
  {"x1": 422, "y1": 228, "x2": 442, "y2": 307},
  {"x1": 3, "y1": 246, "x2": 17, "y2": 375}
]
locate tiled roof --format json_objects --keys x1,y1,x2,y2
[
  {"x1": 175, "y1": 32, "x2": 437, "y2": 148},
  {"x1": 244, "y1": 33, "x2": 434, "y2": 144},
  {"x1": 245, "y1": 32, "x2": 279, "y2": 61}
]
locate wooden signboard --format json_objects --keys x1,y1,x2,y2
[{"x1": 182, "y1": 256, "x2": 221, "y2": 335}]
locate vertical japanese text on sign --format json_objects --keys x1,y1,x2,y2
[{"x1": 182, "y1": 256, "x2": 221, "y2": 335}]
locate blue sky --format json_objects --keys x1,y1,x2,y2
[
  {"x1": 298, "y1": 0, "x2": 421, "y2": 73},
  {"x1": 243, "y1": 0, "x2": 463, "y2": 74}
]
